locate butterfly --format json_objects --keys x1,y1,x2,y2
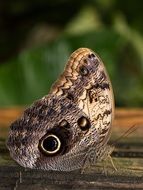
[{"x1": 6, "y1": 48, "x2": 114, "y2": 171}]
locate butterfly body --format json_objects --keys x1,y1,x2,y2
[{"x1": 7, "y1": 48, "x2": 114, "y2": 171}]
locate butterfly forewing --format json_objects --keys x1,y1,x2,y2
[{"x1": 50, "y1": 48, "x2": 114, "y2": 148}]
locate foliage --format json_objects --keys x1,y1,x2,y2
[{"x1": 0, "y1": 0, "x2": 143, "y2": 107}]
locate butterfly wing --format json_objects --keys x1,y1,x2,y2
[
  {"x1": 7, "y1": 48, "x2": 114, "y2": 171},
  {"x1": 50, "y1": 48, "x2": 114, "y2": 148},
  {"x1": 7, "y1": 94, "x2": 99, "y2": 171}
]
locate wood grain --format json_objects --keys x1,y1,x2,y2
[{"x1": 0, "y1": 108, "x2": 143, "y2": 189}]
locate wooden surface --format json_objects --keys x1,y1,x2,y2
[{"x1": 0, "y1": 108, "x2": 143, "y2": 190}]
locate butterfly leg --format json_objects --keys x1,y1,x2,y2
[
  {"x1": 14, "y1": 171, "x2": 22, "y2": 190},
  {"x1": 81, "y1": 144, "x2": 117, "y2": 174},
  {"x1": 108, "y1": 155, "x2": 117, "y2": 171},
  {"x1": 102, "y1": 161, "x2": 108, "y2": 176},
  {"x1": 81, "y1": 156, "x2": 90, "y2": 174},
  {"x1": 81, "y1": 147, "x2": 99, "y2": 174},
  {"x1": 101, "y1": 155, "x2": 117, "y2": 176}
]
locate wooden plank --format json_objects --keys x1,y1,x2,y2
[{"x1": 0, "y1": 108, "x2": 143, "y2": 189}]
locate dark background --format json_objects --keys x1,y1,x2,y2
[{"x1": 0, "y1": 0, "x2": 143, "y2": 107}]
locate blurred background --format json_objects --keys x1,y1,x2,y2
[{"x1": 0, "y1": 0, "x2": 143, "y2": 108}]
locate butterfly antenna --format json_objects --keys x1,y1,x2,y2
[{"x1": 111, "y1": 124, "x2": 139, "y2": 146}]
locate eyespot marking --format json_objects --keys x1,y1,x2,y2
[
  {"x1": 39, "y1": 134, "x2": 61, "y2": 156},
  {"x1": 79, "y1": 66, "x2": 89, "y2": 76},
  {"x1": 77, "y1": 116, "x2": 91, "y2": 131}
]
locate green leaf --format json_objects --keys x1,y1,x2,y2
[{"x1": 0, "y1": 29, "x2": 142, "y2": 107}]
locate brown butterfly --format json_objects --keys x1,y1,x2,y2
[{"x1": 7, "y1": 48, "x2": 114, "y2": 171}]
